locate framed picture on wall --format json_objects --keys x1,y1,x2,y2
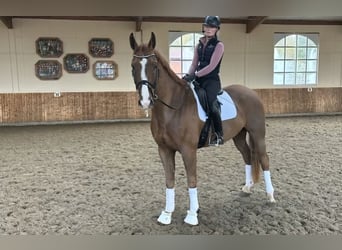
[
  {"x1": 88, "y1": 38, "x2": 114, "y2": 58},
  {"x1": 36, "y1": 37, "x2": 63, "y2": 58},
  {"x1": 63, "y1": 53, "x2": 89, "y2": 73},
  {"x1": 35, "y1": 60, "x2": 62, "y2": 80},
  {"x1": 93, "y1": 60, "x2": 118, "y2": 80}
]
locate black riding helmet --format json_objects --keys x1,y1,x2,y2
[{"x1": 203, "y1": 16, "x2": 221, "y2": 29}]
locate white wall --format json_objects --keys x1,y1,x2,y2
[
  {"x1": 1, "y1": 18, "x2": 138, "y2": 93},
  {"x1": 245, "y1": 24, "x2": 342, "y2": 88},
  {"x1": 1, "y1": 18, "x2": 342, "y2": 93}
]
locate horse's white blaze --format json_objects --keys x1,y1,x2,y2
[
  {"x1": 140, "y1": 85, "x2": 150, "y2": 109},
  {"x1": 139, "y1": 58, "x2": 151, "y2": 109}
]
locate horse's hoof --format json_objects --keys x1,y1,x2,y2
[
  {"x1": 184, "y1": 210, "x2": 198, "y2": 226},
  {"x1": 267, "y1": 193, "x2": 276, "y2": 203},
  {"x1": 242, "y1": 184, "x2": 253, "y2": 193},
  {"x1": 157, "y1": 211, "x2": 172, "y2": 225}
]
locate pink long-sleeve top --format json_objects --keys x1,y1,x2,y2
[{"x1": 187, "y1": 39, "x2": 224, "y2": 78}]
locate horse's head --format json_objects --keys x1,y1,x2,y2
[{"x1": 129, "y1": 32, "x2": 158, "y2": 109}]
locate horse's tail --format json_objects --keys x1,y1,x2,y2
[{"x1": 249, "y1": 134, "x2": 261, "y2": 183}]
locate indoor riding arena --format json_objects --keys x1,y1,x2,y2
[
  {"x1": 0, "y1": 115, "x2": 341, "y2": 235},
  {"x1": 0, "y1": 13, "x2": 341, "y2": 235}
]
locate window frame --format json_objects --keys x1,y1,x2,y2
[
  {"x1": 168, "y1": 31, "x2": 203, "y2": 78},
  {"x1": 273, "y1": 32, "x2": 319, "y2": 86}
]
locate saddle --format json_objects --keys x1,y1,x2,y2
[{"x1": 193, "y1": 81, "x2": 222, "y2": 148}]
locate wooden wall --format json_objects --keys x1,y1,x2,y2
[
  {"x1": 0, "y1": 92, "x2": 146, "y2": 124},
  {"x1": 255, "y1": 87, "x2": 342, "y2": 115},
  {"x1": 0, "y1": 87, "x2": 341, "y2": 125}
]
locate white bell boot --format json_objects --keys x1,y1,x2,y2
[
  {"x1": 157, "y1": 210, "x2": 172, "y2": 225},
  {"x1": 184, "y1": 210, "x2": 198, "y2": 225}
]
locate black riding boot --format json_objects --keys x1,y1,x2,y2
[{"x1": 210, "y1": 109, "x2": 224, "y2": 146}]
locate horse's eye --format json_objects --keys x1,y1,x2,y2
[{"x1": 131, "y1": 66, "x2": 136, "y2": 76}]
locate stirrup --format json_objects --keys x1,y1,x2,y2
[{"x1": 209, "y1": 134, "x2": 224, "y2": 146}]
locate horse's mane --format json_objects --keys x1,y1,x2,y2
[{"x1": 153, "y1": 49, "x2": 187, "y2": 86}]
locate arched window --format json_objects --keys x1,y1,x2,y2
[
  {"x1": 169, "y1": 32, "x2": 202, "y2": 78},
  {"x1": 273, "y1": 33, "x2": 319, "y2": 85}
]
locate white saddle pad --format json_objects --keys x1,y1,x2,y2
[{"x1": 190, "y1": 83, "x2": 237, "y2": 122}]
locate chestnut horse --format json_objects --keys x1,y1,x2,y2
[{"x1": 129, "y1": 32, "x2": 275, "y2": 226}]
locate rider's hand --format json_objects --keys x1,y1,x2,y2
[{"x1": 182, "y1": 73, "x2": 196, "y2": 82}]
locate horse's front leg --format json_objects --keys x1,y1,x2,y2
[
  {"x1": 181, "y1": 147, "x2": 199, "y2": 226},
  {"x1": 157, "y1": 146, "x2": 176, "y2": 225}
]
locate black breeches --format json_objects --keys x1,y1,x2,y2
[{"x1": 198, "y1": 78, "x2": 221, "y2": 110}]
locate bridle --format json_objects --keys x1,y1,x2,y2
[{"x1": 133, "y1": 53, "x2": 178, "y2": 110}]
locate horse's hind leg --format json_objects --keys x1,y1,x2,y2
[
  {"x1": 249, "y1": 133, "x2": 276, "y2": 203},
  {"x1": 233, "y1": 129, "x2": 254, "y2": 193},
  {"x1": 157, "y1": 146, "x2": 176, "y2": 225}
]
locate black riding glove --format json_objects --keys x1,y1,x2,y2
[{"x1": 182, "y1": 73, "x2": 196, "y2": 82}]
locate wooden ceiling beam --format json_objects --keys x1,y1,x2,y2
[
  {"x1": 263, "y1": 19, "x2": 342, "y2": 25},
  {"x1": 3, "y1": 16, "x2": 342, "y2": 28},
  {"x1": 0, "y1": 16, "x2": 13, "y2": 29},
  {"x1": 246, "y1": 16, "x2": 267, "y2": 33}
]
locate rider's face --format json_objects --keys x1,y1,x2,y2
[{"x1": 203, "y1": 25, "x2": 218, "y2": 37}]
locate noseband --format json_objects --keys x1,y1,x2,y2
[{"x1": 133, "y1": 53, "x2": 177, "y2": 110}]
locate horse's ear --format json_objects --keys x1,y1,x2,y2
[
  {"x1": 148, "y1": 32, "x2": 156, "y2": 49},
  {"x1": 129, "y1": 33, "x2": 138, "y2": 50}
]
